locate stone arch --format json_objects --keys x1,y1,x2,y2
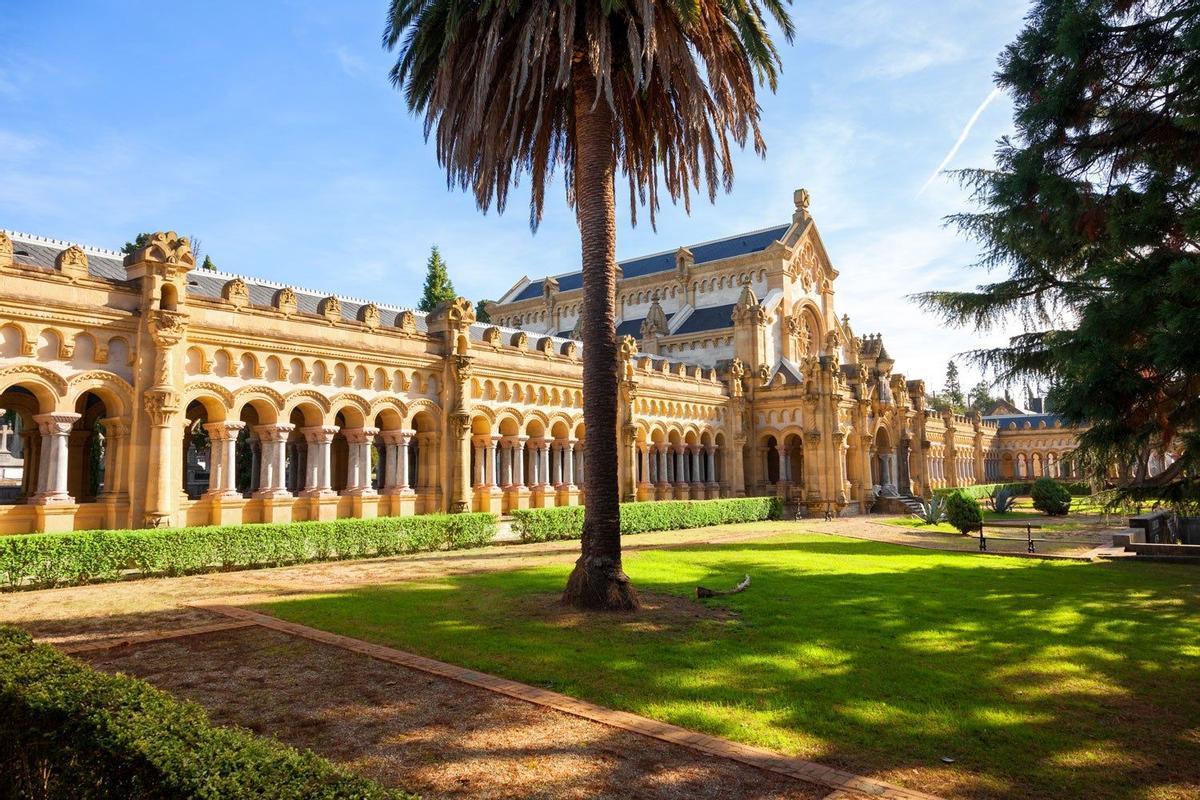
[
  {"x1": 0, "y1": 365, "x2": 68, "y2": 410},
  {"x1": 66, "y1": 371, "x2": 133, "y2": 417},
  {"x1": 328, "y1": 393, "x2": 371, "y2": 427},
  {"x1": 368, "y1": 396, "x2": 408, "y2": 427},
  {"x1": 36, "y1": 328, "x2": 66, "y2": 361},
  {"x1": 184, "y1": 347, "x2": 207, "y2": 377},
  {"x1": 283, "y1": 389, "x2": 332, "y2": 424},
  {"x1": 0, "y1": 323, "x2": 27, "y2": 358},
  {"x1": 213, "y1": 348, "x2": 234, "y2": 377},
  {"x1": 182, "y1": 382, "x2": 233, "y2": 422},
  {"x1": 70, "y1": 332, "x2": 98, "y2": 365},
  {"x1": 265, "y1": 356, "x2": 284, "y2": 382},
  {"x1": 231, "y1": 386, "x2": 284, "y2": 424},
  {"x1": 403, "y1": 398, "x2": 441, "y2": 429}
]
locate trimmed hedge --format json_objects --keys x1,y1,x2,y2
[
  {"x1": 934, "y1": 482, "x2": 1031, "y2": 500},
  {"x1": 945, "y1": 491, "x2": 984, "y2": 534},
  {"x1": 0, "y1": 513, "x2": 496, "y2": 591},
  {"x1": 511, "y1": 497, "x2": 783, "y2": 543},
  {"x1": 1031, "y1": 477, "x2": 1073, "y2": 515},
  {"x1": 0, "y1": 626, "x2": 413, "y2": 800}
]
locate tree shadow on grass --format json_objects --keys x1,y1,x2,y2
[{"x1": 257, "y1": 535, "x2": 1200, "y2": 800}]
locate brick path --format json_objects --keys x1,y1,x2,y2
[{"x1": 182, "y1": 602, "x2": 942, "y2": 800}]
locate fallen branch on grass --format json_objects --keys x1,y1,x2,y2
[{"x1": 696, "y1": 574, "x2": 750, "y2": 598}]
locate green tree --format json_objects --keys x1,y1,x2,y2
[
  {"x1": 385, "y1": 0, "x2": 793, "y2": 610},
  {"x1": 917, "y1": 0, "x2": 1200, "y2": 501},
  {"x1": 944, "y1": 360, "x2": 965, "y2": 409},
  {"x1": 200, "y1": 255, "x2": 216, "y2": 271},
  {"x1": 120, "y1": 233, "x2": 153, "y2": 256},
  {"x1": 968, "y1": 380, "x2": 997, "y2": 412},
  {"x1": 475, "y1": 299, "x2": 492, "y2": 324},
  {"x1": 417, "y1": 246, "x2": 456, "y2": 313}
]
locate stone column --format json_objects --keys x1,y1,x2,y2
[
  {"x1": 203, "y1": 421, "x2": 244, "y2": 498},
  {"x1": 398, "y1": 430, "x2": 416, "y2": 490},
  {"x1": 342, "y1": 427, "x2": 379, "y2": 495},
  {"x1": 552, "y1": 441, "x2": 563, "y2": 486},
  {"x1": 564, "y1": 439, "x2": 577, "y2": 488},
  {"x1": 31, "y1": 412, "x2": 80, "y2": 504},
  {"x1": 658, "y1": 445, "x2": 669, "y2": 486},
  {"x1": 706, "y1": 445, "x2": 717, "y2": 485},
  {"x1": 640, "y1": 445, "x2": 651, "y2": 485},
  {"x1": 473, "y1": 439, "x2": 486, "y2": 487},
  {"x1": 691, "y1": 446, "x2": 702, "y2": 485},
  {"x1": 777, "y1": 445, "x2": 790, "y2": 483},
  {"x1": 253, "y1": 423, "x2": 294, "y2": 498},
  {"x1": 486, "y1": 435, "x2": 500, "y2": 487},
  {"x1": 539, "y1": 439, "x2": 551, "y2": 488},
  {"x1": 300, "y1": 426, "x2": 337, "y2": 496},
  {"x1": 515, "y1": 436, "x2": 528, "y2": 486},
  {"x1": 500, "y1": 438, "x2": 513, "y2": 487},
  {"x1": 98, "y1": 417, "x2": 130, "y2": 497}
]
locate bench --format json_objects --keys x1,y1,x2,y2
[{"x1": 968, "y1": 522, "x2": 1047, "y2": 553}]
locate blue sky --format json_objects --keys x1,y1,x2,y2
[{"x1": 0, "y1": 0, "x2": 1031, "y2": 396}]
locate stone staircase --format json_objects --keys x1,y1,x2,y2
[{"x1": 895, "y1": 493, "x2": 927, "y2": 517}]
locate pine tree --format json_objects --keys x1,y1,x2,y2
[
  {"x1": 200, "y1": 255, "x2": 216, "y2": 271},
  {"x1": 475, "y1": 299, "x2": 492, "y2": 323},
  {"x1": 417, "y1": 246, "x2": 456, "y2": 313},
  {"x1": 917, "y1": 0, "x2": 1200, "y2": 500},
  {"x1": 944, "y1": 360, "x2": 965, "y2": 409},
  {"x1": 968, "y1": 380, "x2": 997, "y2": 412}
]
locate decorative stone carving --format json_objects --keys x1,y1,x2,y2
[
  {"x1": 542, "y1": 276, "x2": 559, "y2": 302},
  {"x1": 483, "y1": 326, "x2": 502, "y2": 348},
  {"x1": 319, "y1": 296, "x2": 342, "y2": 322},
  {"x1": 123, "y1": 231, "x2": 195, "y2": 268},
  {"x1": 536, "y1": 336, "x2": 554, "y2": 357},
  {"x1": 56, "y1": 245, "x2": 88, "y2": 279},
  {"x1": 150, "y1": 309, "x2": 188, "y2": 345},
  {"x1": 143, "y1": 389, "x2": 180, "y2": 426},
  {"x1": 732, "y1": 279, "x2": 768, "y2": 326},
  {"x1": 510, "y1": 330, "x2": 528, "y2": 348},
  {"x1": 0, "y1": 231, "x2": 12, "y2": 268},
  {"x1": 273, "y1": 287, "x2": 297, "y2": 315},
  {"x1": 640, "y1": 294, "x2": 669, "y2": 338},
  {"x1": 560, "y1": 341, "x2": 577, "y2": 358},
  {"x1": 222, "y1": 278, "x2": 250, "y2": 308},
  {"x1": 397, "y1": 309, "x2": 417, "y2": 334},
  {"x1": 359, "y1": 303, "x2": 381, "y2": 330}
]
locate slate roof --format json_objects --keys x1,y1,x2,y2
[
  {"x1": 508, "y1": 223, "x2": 790, "y2": 303},
  {"x1": 6, "y1": 232, "x2": 132, "y2": 284},
  {"x1": 671, "y1": 303, "x2": 736, "y2": 335},
  {"x1": 983, "y1": 413, "x2": 1067, "y2": 430}
]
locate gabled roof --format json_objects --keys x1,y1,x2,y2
[
  {"x1": 506, "y1": 223, "x2": 790, "y2": 303},
  {"x1": 671, "y1": 303, "x2": 736, "y2": 335}
]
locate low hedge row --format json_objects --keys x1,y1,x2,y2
[
  {"x1": 0, "y1": 513, "x2": 496, "y2": 591},
  {"x1": 511, "y1": 497, "x2": 783, "y2": 543},
  {"x1": 933, "y1": 479, "x2": 1091, "y2": 500},
  {"x1": 0, "y1": 626, "x2": 413, "y2": 800}
]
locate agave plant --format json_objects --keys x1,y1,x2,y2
[
  {"x1": 988, "y1": 487, "x2": 1017, "y2": 514},
  {"x1": 916, "y1": 496, "x2": 946, "y2": 525}
]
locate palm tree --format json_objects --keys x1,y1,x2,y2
[{"x1": 385, "y1": 0, "x2": 793, "y2": 610}]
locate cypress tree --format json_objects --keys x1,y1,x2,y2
[
  {"x1": 917, "y1": 0, "x2": 1200, "y2": 500},
  {"x1": 417, "y1": 246, "x2": 457, "y2": 312}
]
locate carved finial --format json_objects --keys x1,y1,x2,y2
[
  {"x1": 359, "y1": 302, "x2": 381, "y2": 330},
  {"x1": 123, "y1": 231, "x2": 195, "y2": 269},
  {"x1": 56, "y1": 244, "x2": 89, "y2": 279},
  {"x1": 319, "y1": 296, "x2": 342, "y2": 322},
  {"x1": 273, "y1": 287, "x2": 297, "y2": 315},
  {"x1": 397, "y1": 309, "x2": 417, "y2": 334},
  {"x1": 640, "y1": 295, "x2": 669, "y2": 338},
  {"x1": 0, "y1": 232, "x2": 12, "y2": 268},
  {"x1": 794, "y1": 188, "x2": 811, "y2": 211},
  {"x1": 222, "y1": 278, "x2": 249, "y2": 308}
]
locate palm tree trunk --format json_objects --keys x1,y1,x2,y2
[{"x1": 561, "y1": 56, "x2": 640, "y2": 611}]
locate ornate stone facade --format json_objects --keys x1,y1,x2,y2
[{"x1": 0, "y1": 191, "x2": 1082, "y2": 534}]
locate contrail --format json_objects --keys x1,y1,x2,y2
[{"x1": 917, "y1": 87, "x2": 1002, "y2": 197}]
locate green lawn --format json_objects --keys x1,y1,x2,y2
[{"x1": 256, "y1": 534, "x2": 1200, "y2": 800}]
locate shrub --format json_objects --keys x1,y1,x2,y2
[
  {"x1": 933, "y1": 482, "x2": 1030, "y2": 500},
  {"x1": 1031, "y1": 477, "x2": 1072, "y2": 515},
  {"x1": 915, "y1": 495, "x2": 946, "y2": 525},
  {"x1": 511, "y1": 497, "x2": 782, "y2": 543},
  {"x1": 0, "y1": 626, "x2": 412, "y2": 800},
  {"x1": 987, "y1": 487, "x2": 1017, "y2": 514},
  {"x1": 944, "y1": 491, "x2": 984, "y2": 534},
  {"x1": 0, "y1": 513, "x2": 497, "y2": 591}
]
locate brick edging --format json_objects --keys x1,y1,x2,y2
[
  {"x1": 193, "y1": 602, "x2": 943, "y2": 800},
  {"x1": 54, "y1": 620, "x2": 258, "y2": 654}
]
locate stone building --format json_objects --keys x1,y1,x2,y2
[{"x1": 0, "y1": 189, "x2": 1085, "y2": 534}]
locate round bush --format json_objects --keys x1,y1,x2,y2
[
  {"x1": 1031, "y1": 477, "x2": 1072, "y2": 515},
  {"x1": 945, "y1": 491, "x2": 983, "y2": 534}
]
